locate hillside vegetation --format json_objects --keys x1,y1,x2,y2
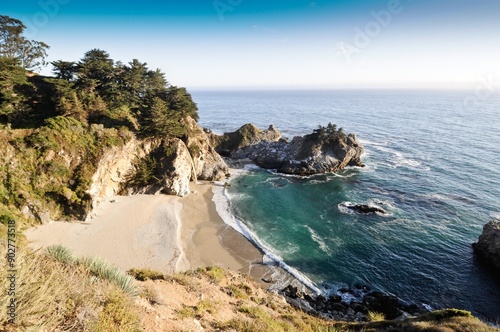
[
  {"x1": 1, "y1": 245, "x2": 497, "y2": 331},
  {"x1": 1, "y1": 15, "x2": 201, "y2": 233}
]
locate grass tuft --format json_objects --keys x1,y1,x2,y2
[
  {"x1": 79, "y1": 256, "x2": 137, "y2": 295},
  {"x1": 367, "y1": 311, "x2": 386, "y2": 322},
  {"x1": 45, "y1": 244, "x2": 75, "y2": 264}
]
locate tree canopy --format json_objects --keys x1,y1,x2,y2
[
  {"x1": 0, "y1": 16, "x2": 199, "y2": 138},
  {"x1": 0, "y1": 15, "x2": 49, "y2": 70}
]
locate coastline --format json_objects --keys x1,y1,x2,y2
[
  {"x1": 25, "y1": 181, "x2": 273, "y2": 287},
  {"x1": 181, "y1": 182, "x2": 273, "y2": 286}
]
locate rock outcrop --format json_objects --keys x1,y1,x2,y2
[
  {"x1": 182, "y1": 116, "x2": 229, "y2": 181},
  {"x1": 87, "y1": 137, "x2": 194, "y2": 219},
  {"x1": 281, "y1": 285, "x2": 428, "y2": 322},
  {"x1": 214, "y1": 124, "x2": 364, "y2": 175},
  {"x1": 87, "y1": 116, "x2": 228, "y2": 220},
  {"x1": 214, "y1": 123, "x2": 283, "y2": 157},
  {"x1": 473, "y1": 220, "x2": 500, "y2": 272}
]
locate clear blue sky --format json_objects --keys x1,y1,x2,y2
[{"x1": 2, "y1": 0, "x2": 500, "y2": 89}]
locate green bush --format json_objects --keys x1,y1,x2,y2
[
  {"x1": 92, "y1": 291, "x2": 141, "y2": 332},
  {"x1": 127, "y1": 268, "x2": 164, "y2": 281}
]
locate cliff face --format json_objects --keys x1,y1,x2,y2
[
  {"x1": 182, "y1": 116, "x2": 229, "y2": 181},
  {"x1": 473, "y1": 220, "x2": 500, "y2": 272},
  {"x1": 214, "y1": 124, "x2": 364, "y2": 175},
  {"x1": 87, "y1": 117, "x2": 228, "y2": 219}
]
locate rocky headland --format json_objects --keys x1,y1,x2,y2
[
  {"x1": 473, "y1": 220, "x2": 500, "y2": 272},
  {"x1": 213, "y1": 122, "x2": 364, "y2": 175}
]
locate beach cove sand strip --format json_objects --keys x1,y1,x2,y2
[{"x1": 26, "y1": 182, "x2": 270, "y2": 284}]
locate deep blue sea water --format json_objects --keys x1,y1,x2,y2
[{"x1": 191, "y1": 90, "x2": 500, "y2": 322}]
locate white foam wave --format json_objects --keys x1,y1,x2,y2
[
  {"x1": 372, "y1": 146, "x2": 430, "y2": 171},
  {"x1": 244, "y1": 163, "x2": 262, "y2": 171},
  {"x1": 337, "y1": 201, "x2": 356, "y2": 215},
  {"x1": 422, "y1": 303, "x2": 433, "y2": 311},
  {"x1": 490, "y1": 212, "x2": 500, "y2": 220},
  {"x1": 212, "y1": 185, "x2": 322, "y2": 295},
  {"x1": 368, "y1": 198, "x2": 396, "y2": 209},
  {"x1": 271, "y1": 170, "x2": 316, "y2": 179},
  {"x1": 426, "y1": 193, "x2": 448, "y2": 201},
  {"x1": 304, "y1": 225, "x2": 331, "y2": 255},
  {"x1": 358, "y1": 139, "x2": 389, "y2": 147}
]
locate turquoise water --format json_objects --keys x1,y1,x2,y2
[{"x1": 192, "y1": 90, "x2": 500, "y2": 321}]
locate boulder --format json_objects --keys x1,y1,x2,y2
[
  {"x1": 473, "y1": 220, "x2": 500, "y2": 272},
  {"x1": 362, "y1": 291, "x2": 403, "y2": 320}
]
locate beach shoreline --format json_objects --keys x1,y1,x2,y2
[{"x1": 25, "y1": 181, "x2": 274, "y2": 287}]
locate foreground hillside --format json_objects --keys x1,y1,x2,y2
[{"x1": 1, "y1": 245, "x2": 497, "y2": 332}]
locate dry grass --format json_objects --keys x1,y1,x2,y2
[
  {"x1": 1, "y1": 244, "x2": 498, "y2": 332},
  {"x1": 0, "y1": 245, "x2": 140, "y2": 331},
  {"x1": 367, "y1": 311, "x2": 386, "y2": 322}
]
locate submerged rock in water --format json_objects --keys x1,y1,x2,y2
[
  {"x1": 473, "y1": 220, "x2": 500, "y2": 272},
  {"x1": 213, "y1": 123, "x2": 364, "y2": 175},
  {"x1": 339, "y1": 202, "x2": 386, "y2": 215}
]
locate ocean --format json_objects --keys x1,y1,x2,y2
[{"x1": 191, "y1": 89, "x2": 500, "y2": 322}]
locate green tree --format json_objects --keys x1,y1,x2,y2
[
  {"x1": 120, "y1": 59, "x2": 149, "y2": 110},
  {"x1": 77, "y1": 49, "x2": 115, "y2": 95},
  {"x1": 0, "y1": 57, "x2": 32, "y2": 119},
  {"x1": 51, "y1": 60, "x2": 77, "y2": 81},
  {"x1": 165, "y1": 86, "x2": 199, "y2": 121},
  {"x1": 0, "y1": 15, "x2": 49, "y2": 70},
  {"x1": 142, "y1": 97, "x2": 185, "y2": 138},
  {"x1": 145, "y1": 68, "x2": 168, "y2": 98}
]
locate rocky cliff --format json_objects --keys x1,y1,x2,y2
[
  {"x1": 473, "y1": 220, "x2": 500, "y2": 272},
  {"x1": 182, "y1": 116, "x2": 229, "y2": 181},
  {"x1": 214, "y1": 123, "x2": 364, "y2": 175},
  {"x1": 87, "y1": 116, "x2": 228, "y2": 219}
]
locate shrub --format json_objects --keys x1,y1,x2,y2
[
  {"x1": 203, "y1": 266, "x2": 225, "y2": 284},
  {"x1": 91, "y1": 291, "x2": 141, "y2": 332},
  {"x1": 419, "y1": 308, "x2": 474, "y2": 321},
  {"x1": 225, "y1": 283, "x2": 252, "y2": 299},
  {"x1": 127, "y1": 268, "x2": 164, "y2": 281}
]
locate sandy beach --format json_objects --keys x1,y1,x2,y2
[{"x1": 26, "y1": 182, "x2": 269, "y2": 281}]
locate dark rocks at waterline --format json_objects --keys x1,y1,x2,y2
[
  {"x1": 339, "y1": 202, "x2": 387, "y2": 215},
  {"x1": 280, "y1": 285, "x2": 428, "y2": 322},
  {"x1": 213, "y1": 123, "x2": 365, "y2": 175},
  {"x1": 473, "y1": 220, "x2": 500, "y2": 272}
]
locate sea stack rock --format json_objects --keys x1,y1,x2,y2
[
  {"x1": 473, "y1": 220, "x2": 500, "y2": 272},
  {"x1": 214, "y1": 123, "x2": 364, "y2": 175}
]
